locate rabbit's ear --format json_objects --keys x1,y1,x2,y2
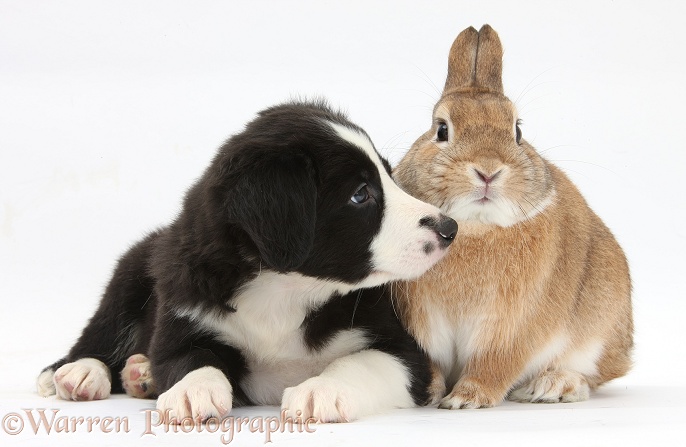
[
  {"x1": 444, "y1": 26, "x2": 479, "y2": 93},
  {"x1": 444, "y1": 25, "x2": 504, "y2": 94},
  {"x1": 474, "y1": 25, "x2": 504, "y2": 94}
]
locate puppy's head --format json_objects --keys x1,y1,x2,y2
[{"x1": 214, "y1": 100, "x2": 457, "y2": 287}]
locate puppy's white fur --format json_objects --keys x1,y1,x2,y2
[
  {"x1": 329, "y1": 122, "x2": 449, "y2": 283},
  {"x1": 175, "y1": 272, "x2": 357, "y2": 361}
]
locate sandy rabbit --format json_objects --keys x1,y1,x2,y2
[{"x1": 394, "y1": 25, "x2": 633, "y2": 409}]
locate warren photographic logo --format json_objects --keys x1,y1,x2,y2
[
  {"x1": 2, "y1": 409, "x2": 129, "y2": 435},
  {"x1": 2, "y1": 408, "x2": 317, "y2": 444}
]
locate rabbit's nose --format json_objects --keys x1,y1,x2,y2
[{"x1": 475, "y1": 168, "x2": 502, "y2": 184}]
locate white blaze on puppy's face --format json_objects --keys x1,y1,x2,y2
[{"x1": 328, "y1": 122, "x2": 452, "y2": 287}]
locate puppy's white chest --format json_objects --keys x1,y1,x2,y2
[
  {"x1": 176, "y1": 271, "x2": 368, "y2": 405},
  {"x1": 182, "y1": 272, "x2": 348, "y2": 357}
]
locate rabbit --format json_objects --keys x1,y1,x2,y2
[{"x1": 393, "y1": 24, "x2": 633, "y2": 409}]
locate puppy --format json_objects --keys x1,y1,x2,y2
[{"x1": 37, "y1": 100, "x2": 458, "y2": 423}]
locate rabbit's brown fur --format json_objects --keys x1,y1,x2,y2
[{"x1": 394, "y1": 25, "x2": 633, "y2": 409}]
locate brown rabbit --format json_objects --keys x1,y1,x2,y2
[{"x1": 394, "y1": 25, "x2": 633, "y2": 409}]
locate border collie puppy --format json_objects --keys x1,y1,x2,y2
[{"x1": 37, "y1": 100, "x2": 457, "y2": 423}]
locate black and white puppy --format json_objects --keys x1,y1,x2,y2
[{"x1": 37, "y1": 100, "x2": 457, "y2": 423}]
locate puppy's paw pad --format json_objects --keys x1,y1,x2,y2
[
  {"x1": 508, "y1": 370, "x2": 590, "y2": 403},
  {"x1": 53, "y1": 358, "x2": 111, "y2": 401},
  {"x1": 157, "y1": 367, "x2": 232, "y2": 424},
  {"x1": 438, "y1": 380, "x2": 499, "y2": 409},
  {"x1": 282, "y1": 377, "x2": 357, "y2": 423},
  {"x1": 122, "y1": 354, "x2": 156, "y2": 398}
]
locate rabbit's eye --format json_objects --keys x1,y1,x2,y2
[
  {"x1": 437, "y1": 123, "x2": 449, "y2": 142},
  {"x1": 515, "y1": 119, "x2": 523, "y2": 145}
]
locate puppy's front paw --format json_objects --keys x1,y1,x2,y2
[
  {"x1": 156, "y1": 367, "x2": 232, "y2": 424},
  {"x1": 508, "y1": 369, "x2": 590, "y2": 403},
  {"x1": 282, "y1": 376, "x2": 358, "y2": 423},
  {"x1": 438, "y1": 379, "x2": 500, "y2": 409},
  {"x1": 121, "y1": 354, "x2": 156, "y2": 398},
  {"x1": 53, "y1": 358, "x2": 111, "y2": 401}
]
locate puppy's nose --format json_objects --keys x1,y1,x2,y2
[
  {"x1": 436, "y1": 215, "x2": 457, "y2": 244},
  {"x1": 420, "y1": 215, "x2": 458, "y2": 248},
  {"x1": 436, "y1": 215, "x2": 458, "y2": 246}
]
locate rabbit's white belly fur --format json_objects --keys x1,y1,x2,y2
[
  {"x1": 423, "y1": 307, "x2": 605, "y2": 388},
  {"x1": 517, "y1": 334, "x2": 570, "y2": 382},
  {"x1": 559, "y1": 339, "x2": 605, "y2": 376},
  {"x1": 422, "y1": 310, "x2": 487, "y2": 387}
]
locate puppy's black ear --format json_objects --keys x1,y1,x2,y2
[{"x1": 225, "y1": 150, "x2": 317, "y2": 272}]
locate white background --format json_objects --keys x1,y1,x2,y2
[{"x1": 1, "y1": 1, "x2": 685, "y2": 446}]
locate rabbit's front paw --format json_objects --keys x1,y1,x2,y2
[
  {"x1": 508, "y1": 369, "x2": 590, "y2": 403},
  {"x1": 438, "y1": 379, "x2": 501, "y2": 409}
]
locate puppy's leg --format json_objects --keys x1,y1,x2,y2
[
  {"x1": 37, "y1": 232, "x2": 159, "y2": 398},
  {"x1": 281, "y1": 350, "x2": 415, "y2": 423},
  {"x1": 149, "y1": 319, "x2": 243, "y2": 425},
  {"x1": 42, "y1": 311, "x2": 138, "y2": 400},
  {"x1": 122, "y1": 354, "x2": 156, "y2": 398}
]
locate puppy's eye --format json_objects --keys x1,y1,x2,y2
[
  {"x1": 515, "y1": 119, "x2": 523, "y2": 145},
  {"x1": 437, "y1": 123, "x2": 449, "y2": 142},
  {"x1": 351, "y1": 184, "x2": 370, "y2": 204}
]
